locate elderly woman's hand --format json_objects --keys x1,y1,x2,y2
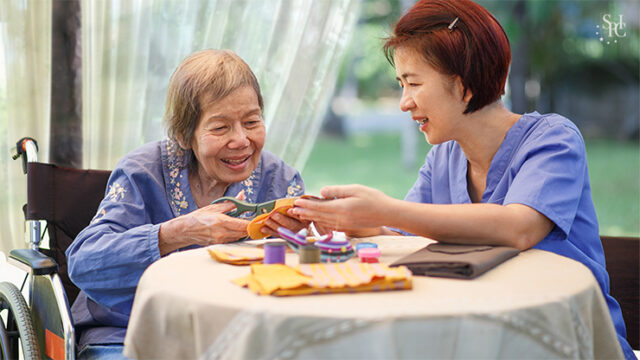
[{"x1": 158, "y1": 202, "x2": 249, "y2": 255}]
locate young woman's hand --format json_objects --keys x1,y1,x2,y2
[{"x1": 292, "y1": 184, "x2": 393, "y2": 236}]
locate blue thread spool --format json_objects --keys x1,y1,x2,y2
[
  {"x1": 356, "y1": 242, "x2": 378, "y2": 251},
  {"x1": 264, "y1": 240, "x2": 286, "y2": 264}
]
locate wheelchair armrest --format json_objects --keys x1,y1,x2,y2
[{"x1": 9, "y1": 248, "x2": 58, "y2": 275}]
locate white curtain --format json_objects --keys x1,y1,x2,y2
[
  {"x1": 83, "y1": 0, "x2": 360, "y2": 170},
  {"x1": 0, "y1": 0, "x2": 51, "y2": 253},
  {"x1": 0, "y1": 0, "x2": 359, "y2": 253}
]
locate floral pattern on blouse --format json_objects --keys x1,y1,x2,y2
[
  {"x1": 106, "y1": 183, "x2": 127, "y2": 201},
  {"x1": 165, "y1": 139, "x2": 190, "y2": 216},
  {"x1": 286, "y1": 181, "x2": 303, "y2": 198},
  {"x1": 241, "y1": 173, "x2": 256, "y2": 196},
  {"x1": 91, "y1": 183, "x2": 126, "y2": 224},
  {"x1": 91, "y1": 209, "x2": 107, "y2": 224}
]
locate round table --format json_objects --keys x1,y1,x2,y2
[{"x1": 124, "y1": 236, "x2": 623, "y2": 359}]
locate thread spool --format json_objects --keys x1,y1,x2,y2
[
  {"x1": 299, "y1": 244, "x2": 321, "y2": 264},
  {"x1": 264, "y1": 240, "x2": 286, "y2": 264},
  {"x1": 356, "y1": 242, "x2": 378, "y2": 251},
  {"x1": 358, "y1": 248, "x2": 381, "y2": 263}
]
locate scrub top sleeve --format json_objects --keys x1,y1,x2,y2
[
  {"x1": 503, "y1": 124, "x2": 586, "y2": 240},
  {"x1": 405, "y1": 149, "x2": 435, "y2": 204}
]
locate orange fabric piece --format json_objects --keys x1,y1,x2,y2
[
  {"x1": 246, "y1": 195, "x2": 321, "y2": 239},
  {"x1": 208, "y1": 245, "x2": 264, "y2": 265},
  {"x1": 45, "y1": 329, "x2": 65, "y2": 360}
]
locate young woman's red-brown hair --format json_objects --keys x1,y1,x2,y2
[{"x1": 384, "y1": 0, "x2": 511, "y2": 114}]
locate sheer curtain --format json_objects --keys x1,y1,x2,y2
[
  {"x1": 0, "y1": 0, "x2": 359, "y2": 253},
  {"x1": 83, "y1": 0, "x2": 360, "y2": 170},
  {"x1": 0, "y1": 0, "x2": 51, "y2": 253}
]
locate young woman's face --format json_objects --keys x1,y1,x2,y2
[
  {"x1": 394, "y1": 47, "x2": 469, "y2": 144},
  {"x1": 190, "y1": 85, "x2": 266, "y2": 186}
]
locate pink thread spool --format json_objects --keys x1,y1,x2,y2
[
  {"x1": 358, "y1": 248, "x2": 381, "y2": 263},
  {"x1": 264, "y1": 240, "x2": 286, "y2": 264}
]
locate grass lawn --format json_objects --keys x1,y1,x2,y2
[
  {"x1": 302, "y1": 132, "x2": 639, "y2": 237},
  {"x1": 586, "y1": 139, "x2": 640, "y2": 236}
]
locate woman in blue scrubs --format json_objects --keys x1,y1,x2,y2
[{"x1": 292, "y1": 0, "x2": 634, "y2": 358}]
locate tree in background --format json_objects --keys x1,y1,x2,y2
[{"x1": 484, "y1": 0, "x2": 639, "y2": 140}]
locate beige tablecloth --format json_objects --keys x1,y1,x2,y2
[{"x1": 123, "y1": 236, "x2": 623, "y2": 359}]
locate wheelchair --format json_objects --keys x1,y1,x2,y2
[{"x1": 1, "y1": 137, "x2": 110, "y2": 360}]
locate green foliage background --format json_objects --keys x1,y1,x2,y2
[{"x1": 343, "y1": 0, "x2": 639, "y2": 102}]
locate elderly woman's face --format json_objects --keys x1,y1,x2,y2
[{"x1": 190, "y1": 86, "x2": 266, "y2": 186}]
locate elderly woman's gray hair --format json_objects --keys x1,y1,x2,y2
[{"x1": 164, "y1": 49, "x2": 264, "y2": 149}]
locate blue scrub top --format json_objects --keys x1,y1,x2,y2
[{"x1": 403, "y1": 112, "x2": 633, "y2": 358}]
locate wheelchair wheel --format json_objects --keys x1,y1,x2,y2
[{"x1": 0, "y1": 282, "x2": 40, "y2": 360}]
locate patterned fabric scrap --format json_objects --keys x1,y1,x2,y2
[
  {"x1": 208, "y1": 245, "x2": 264, "y2": 265},
  {"x1": 233, "y1": 263, "x2": 412, "y2": 296}
]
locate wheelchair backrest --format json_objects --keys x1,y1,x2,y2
[{"x1": 25, "y1": 162, "x2": 111, "y2": 304}]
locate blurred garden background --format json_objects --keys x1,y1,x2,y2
[{"x1": 302, "y1": 0, "x2": 639, "y2": 236}]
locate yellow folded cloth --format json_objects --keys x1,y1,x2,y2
[
  {"x1": 233, "y1": 263, "x2": 412, "y2": 296},
  {"x1": 208, "y1": 245, "x2": 264, "y2": 265}
]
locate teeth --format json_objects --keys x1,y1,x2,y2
[
  {"x1": 415, "y1": 118, "x2": 428, "y2": 125},
  {"x1": 223, "y1": 156, "x2": 249, "y2": 164}
]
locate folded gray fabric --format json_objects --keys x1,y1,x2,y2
[{"x1": 390, "y1": 243, "x2": 520, "y2": 279}]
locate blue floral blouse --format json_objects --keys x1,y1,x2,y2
[{"x1": 66, "y1": 138, "x2": 304, "y2": 347}]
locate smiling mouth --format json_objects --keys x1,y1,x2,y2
[
  {"x1": 415, "y1": 118, "x2": 428, "y2": 125},
  {"x1": 221, "y1": 154, "x2": 251, "y2": 165}
]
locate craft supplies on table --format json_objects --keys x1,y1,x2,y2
[
  {"x1": 358, "y1": 248, "x2": 381, "y2": 263},
  {"x1": 356, "y1": 242, "x2": 378, "y2": 251},
  {"x1": 264, "y1": 240, "x2": 286, "y2": 264},
  {"x1": 232, "y1": 262, "x2": 413, "y2": 296},
  {"x1": 277, "y1": 227, "x2": 355, "y2": 262},
  {"x1": 390, "y1": 243, "x2": 520, "y2": 279},
  {"x1": 299, "y1": 244, "x2": 321, "y2": 264},
  {"x1": 207, "y1": 245, "x2": 264, "y2": 265}
]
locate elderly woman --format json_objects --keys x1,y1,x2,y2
[
  {"x1": 293, "y1": 1, "x2": 633, "y2": 358},
  {"x1": 66, "y1": 49, "x2": 305, "y2": 358}
]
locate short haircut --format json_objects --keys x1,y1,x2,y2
[
  {"x1": 164, "y1": 49, "x2": 264, "y2": 148},
  {"x1": 384, "y1": 0, "x2": 511, "y2": 114}
]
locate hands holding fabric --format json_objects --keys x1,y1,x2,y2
[
  {"x1": 260, "y1": 212, "x2": 309, "y2": 238},
  {"x1": 292, "y1": 184, "x2": 397, "y2": 238},
  {"x1": 159, "y1": 191, "x2": 308, "y2": 254},
  {"x1": 158, "y1": 201, "x2": 248, "y2": 255}
]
